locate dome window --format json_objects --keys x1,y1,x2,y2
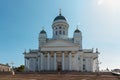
[{"x1": 59, "y1": 27, "x2": 61, "y2": 29}]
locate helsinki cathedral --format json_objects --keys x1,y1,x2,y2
[{"x1": 23, "y1": 10, "x2": 100, "y2": 72}]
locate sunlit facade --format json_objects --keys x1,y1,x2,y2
[{"x1": 23, "y1": 11, "x2": 99, "y2": 72}]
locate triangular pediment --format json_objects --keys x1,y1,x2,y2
[{"x1": 43, "y1": 40, "x2": 78, "y2": 47}]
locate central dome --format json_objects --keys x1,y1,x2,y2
[{"x1": 54, "y1": 14, "x2": 66, "y2": 21}]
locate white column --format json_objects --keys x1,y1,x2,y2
[
  {"x1": 37, "y1": 57, "x2": 39, "y2": 71},
  {"x1": 54, "y1": 53, "x2": 57, "y2": 71},
  {"x1": 47, "y1": 53, "x2": 50, "y2": 70},
  {"x1": 25, "y1": 58, "x2": 26, "y2": 67},
  {"x1": 69, "y1": 53, "x2": 72, "y2": 71},
  {"x1": 96, "y1": 58, "x2": 99, "y2": 72},
  {"x1": 81, "y1": 56, "x2": 83, "y2": 72},
  {"x1": 90, "y1": 58, "x2": 93, "y2": 72},
  {"x1": 76, "y1": 54, "x2": 79, "y2": 71},
  {"x1": 38, "y1": 55, "x2": 40, "y2": 71},
  {"x1": 27, "y1": 58, "x2": 29, "y2": 70},
  {"x1": 24, "y1": 58, "x2": 27, "y2": 71},
  {"x1": 62, "y1": 53, "x2": 64, "y2": 71},
  {"x1": 40, "y1": 53, "x2": 43, "y2": 71}
]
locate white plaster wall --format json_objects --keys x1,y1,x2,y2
[
  {"x1": 84, "y1": 58, "x2": 92, "y2": 72},
  {"x1": 77, "y1": 54, "x2": 82, "y2": 71},
  {"x1": 93, "y1": 58, "x2": 98, "y2": 72},
  {"x1": 71, "y1": 53, "x2": 79, "y2": 71}
]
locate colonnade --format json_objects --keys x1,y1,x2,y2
[{"x1": 25, "y1": 51, "x2": 73, "y2": 71}]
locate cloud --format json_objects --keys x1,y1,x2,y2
[{"x1": 97, "y1": 0, "x2": 104, "y2": 6}]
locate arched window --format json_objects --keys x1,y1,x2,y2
[{"x1": 59, "y1": 27, "x2": 61, "y2": 29}]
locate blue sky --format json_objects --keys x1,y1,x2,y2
[{"x1": 0, "y1": 0, "x2": 120, "y2": 70}]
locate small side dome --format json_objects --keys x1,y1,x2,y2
[
  {"x1": 74, "y1": 29, "x2": 80, "y2": 33},
  {"x1": 40, "y1": 30, "x2": 46, "y2": 34}
]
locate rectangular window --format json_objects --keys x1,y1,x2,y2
[
  {"x1": 83, "y1": 59, "x2": 86, "y2": 61},
  {"x1": 83, "y1": 64, "x2": 86, "y2": 70}
]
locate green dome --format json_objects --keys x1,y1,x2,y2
[
  {"x1": 40, "y1": 30, "x2": 46, "y2": 34},
  {"x1": 54, "y1": 14, "x2": 66, "y2": 21},
  {"x1": 74, "y1": 29, "x2": 80, "y2": 33}
]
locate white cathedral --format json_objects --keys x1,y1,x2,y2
[{"x1": 23, "y1": 11, "x2": 100, "y2": 72}]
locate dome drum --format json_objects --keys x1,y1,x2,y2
[{"x1": 52, "y1": 22, "x2": 69, "y2": 29}]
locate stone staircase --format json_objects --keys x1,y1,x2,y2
[{"x1": 0, "y1": 72, "x2": 119, "y2": 80}]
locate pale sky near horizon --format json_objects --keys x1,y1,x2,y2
[{"x1": 0, "y1": 0, "x2": 120, "y2": 70}]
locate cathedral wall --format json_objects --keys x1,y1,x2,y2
[
  {"x1": 77, "y1": 54, "x2": 83, "y2": 71},
  {"x1": 28, "y1": 58, "x2": 36, "y2": 71},
  {"x1": 83, "y1": 57, "x2": 93, "y2": 72},
  {"x1": 25, "y1": 52, "x2": 98, "y2": 72},
  {"x1": 71, "y1": 53, "x2": 79, "y2": 71},
  {"x1": 93, "y1": 58, "x2": 98, "y2": 72},
  {"x1": 41, "y1": 47, "x2": 79, "y2": 51}
]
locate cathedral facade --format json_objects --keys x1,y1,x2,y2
[{"x1": 23, "y1": 11, "x2": 99, "y2": 72}]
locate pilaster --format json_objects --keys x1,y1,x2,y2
[
  {"x1": 40, "y1": 53, "x2": 43, "y2": 71},
  {"x1": 47, "y1": 53, "x2": 50, "y2": 70}
]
